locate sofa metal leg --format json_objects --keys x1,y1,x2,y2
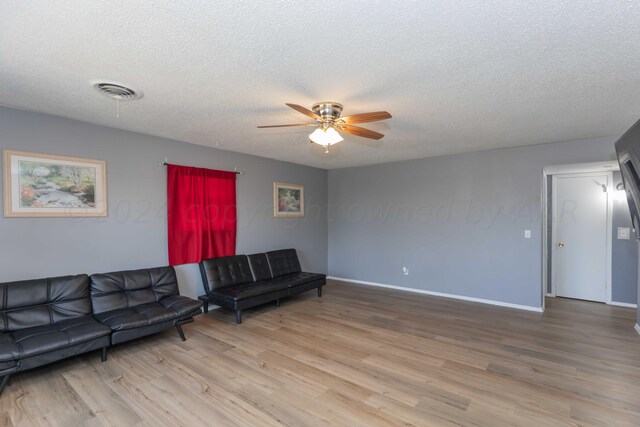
[
  {"x1": 318, "y1": 286, "x2": 323, "y2": 297},
  {"x1": 203, "y1": 301, "x2": 209, "y2": 313},
  {"x1": 276, "y1": 299, "x2": 280, "y2": 307},
  {"x1": 235, "y1": 310, "x2": 242, "y2": 324},
  {"x1": 100, "y1": 347, "x2": 108, "y2": 362},
  {"x1": 0, "y1": 375, "x2": 10, "y2": 395},
  {"x1": 176, "y1": 324, "x2": 186, "y2": 341},
  {"x1": 178, "y1": 317, "x2": 194, "y2": 326}
]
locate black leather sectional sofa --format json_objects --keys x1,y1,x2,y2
[
  {"x1": 0, "y1": 266, "x2": 201, "y2": 395},
  {"x1": 199, "y1": 249, "x2": 326, "y2": 323}
]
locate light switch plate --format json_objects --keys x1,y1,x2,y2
[
  {"x1": 618, "y1": 227, "x2": 631, "y2": 240},
  {"x1": 524, "y1": 230, "x2": 531, "y2": 239}
]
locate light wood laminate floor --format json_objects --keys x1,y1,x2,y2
[{"x1": 2, "y1": 280, "x2": 640, "y2": 426}]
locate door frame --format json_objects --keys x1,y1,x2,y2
[{"x1": 541, "y1": 161, "x2": 619, "y2": 310}]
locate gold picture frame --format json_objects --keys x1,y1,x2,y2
[
  {"x1": 3, "y1": 149, "x2": 108, "y2": 217},
  {"x1": 273, "y1": 182, "x2": 304, "y2": 217}
]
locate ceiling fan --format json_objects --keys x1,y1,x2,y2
[{"x1": 258, "y1": 102, "x2": 392, "y2": 153}]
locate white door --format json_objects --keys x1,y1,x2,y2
[{"x1": 552, "y1": 173, "x2": 611, "y2": 302}]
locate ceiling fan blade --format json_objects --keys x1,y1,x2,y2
[
  {"x1": 257, "y1": 123, "x2": 318, "y2": 128},
  {"x1": 339, "y1": 124, "x2": 384, "y2": 140},
  {"x1": 338, "y1": 111, "x2": 392, "y2": 124},
  {"x1": 286, "y1": 103, "x2": 321, "y2": 120}
]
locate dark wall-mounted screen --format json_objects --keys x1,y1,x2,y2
[{"x1": 615, "y1": 119, "x2": 640, "y2": 239}]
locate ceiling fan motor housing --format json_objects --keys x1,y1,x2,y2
[{"x1": 312, "y1": 102, "x2": 343, "y2": 128}]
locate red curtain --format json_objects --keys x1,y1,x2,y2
[{"x1": 167, "y1": 164, "x2": 236, "y2": 265}]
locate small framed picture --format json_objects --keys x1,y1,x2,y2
[
  {"x1": 3, "y1": 149, "x2": 108, "y2": 217},
  {"x1": 273, "y1": 182, "x2": 304, "y2": 217}
]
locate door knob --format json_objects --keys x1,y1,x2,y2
[{"x1": 558, "y1": 242, "x2": 565, "y2": 248}]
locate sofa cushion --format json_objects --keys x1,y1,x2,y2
[
  {"x1": 200, "y1": 255, "x2": 254, "y2": 292},
  {"x1": 0, "y1": 316, "x2": 110, "y2": 362},
  {"x1": 94, "y1": 303, "x2": 179, "y2": 331},
  {"x1": 160, "y1": 295, "x2": 203, "y2": 318},
  {"x1": 90, "y1": 267, "x2": 179, "y2": 315},
  {"x1": 247, "y1": 253, "x2": 273, "y2": 282},
  {"x1": 266, "y1": 249, "x2": 302, "y2": 278},
  {"x1": 213, "y1": 281, "x2": 291, "y2": 302},
  {"x1": 0, "y1": 333, "x2": 19, "y2": 363},
  {"x1": 0, "y1": 360, "x2": 17, "y2": 375},
  {"x1": 0, "y1": 275, "x2": 91, "y2": 332}
]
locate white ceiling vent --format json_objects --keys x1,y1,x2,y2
[{"x1": 91, "y1": 80, "x2": 143, "y2": 101}]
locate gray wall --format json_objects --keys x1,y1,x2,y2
[
  {"x1": 1, "y1": 104, "x2": 637, "y2": 319},
  {"x1": 611, "y1": 171, "x2": 638, "y2": 304},
  {"x1": 0, "y1": 106, "x2": 328, "y2": 298},
  {"x1": 328, "y1": 136, "x2": 623, "y2": 309}
]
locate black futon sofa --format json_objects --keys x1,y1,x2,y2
[
  {"x1": 199, "y1": 249, "x2": 326, "y2": 323},
  {"x1": 0, "y1": 266, "x2": 201, "y2": 395},
  {"x1": 90, "y1": 266, "x2": 203, "y2": 344}
]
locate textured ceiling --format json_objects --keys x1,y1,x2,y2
[{"x1": 1, "y1": 1, "x2": 640, "y2": 169}]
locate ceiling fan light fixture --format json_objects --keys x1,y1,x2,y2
[{"x1": 309, "y1": 127, "x2": 343, "y2": 146}]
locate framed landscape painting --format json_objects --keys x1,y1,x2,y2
[
  {"x1": 3, "y1": 150, "x2": 107, "y2": 217},
  {"x1": 273, "y1": 182, "x2": 304, "y2": 217}
]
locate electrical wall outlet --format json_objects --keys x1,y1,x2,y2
[
  {"x1": 402, "y1": 266, "x2": 409, "y2": 276},
  {"x1": 524, "y1": 230, "x2": 531, "y2": 239}
]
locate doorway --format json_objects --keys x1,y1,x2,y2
[{"x1": 542, "y1": 162, "x2": 617, "y2": 308}]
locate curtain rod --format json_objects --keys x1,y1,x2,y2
[{"x1": 158, "y1": 161, "x2": 244, "y2": 175}]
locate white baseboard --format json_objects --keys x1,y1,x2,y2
[
  {"x1": 327, "y1": 276, "x2": 544, "y2": 313},
  {"x1": 540, "y1": 295, "x2": 636, "y2": 309},
  {"x1": 635, "y1": 324, "x2": 640, "y2": 337},
  {"x1": 609, "y1": 301, "x2": 638, "y2": 308}
]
